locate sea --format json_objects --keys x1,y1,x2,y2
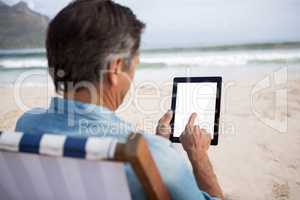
[{"x1": 1, "y1": 42, "x2": 300, "y2": 87}]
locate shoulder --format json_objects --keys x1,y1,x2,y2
[{"x1": 15, "y1": 108, "x2": 48, "y2": 132}]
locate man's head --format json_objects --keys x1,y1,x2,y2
[{"x1": 46, "y1": 0, "x2": 145, "y2": 110}]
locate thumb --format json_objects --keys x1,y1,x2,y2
[{"x1": 159, "y1": 110, "x2": 173, "y2": 124}]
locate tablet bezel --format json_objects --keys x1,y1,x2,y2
[{"x1": 170, "y1": 77, "x2": 222, "y2": 145}]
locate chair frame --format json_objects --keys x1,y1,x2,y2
[{"x1": 114, "y1": 133, "x2": 170, "y2": 200}]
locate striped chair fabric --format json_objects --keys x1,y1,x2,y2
[
  {"x1": 0, "y1": 131, "x2": 131, "y2": 200},
  {"x1": 0, "y1": 131, "x2": 118, "y2": 159}
]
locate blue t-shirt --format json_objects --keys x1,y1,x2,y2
[{"x1": 15, "y1": 97, "x2": 217, "y2": 200}]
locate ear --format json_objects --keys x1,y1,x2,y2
[{"x1": 107, "y1": 58, "x2": 123, "y2": 86}]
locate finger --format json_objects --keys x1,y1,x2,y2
[
  {"x1": 200, "y1": 128, "x2": 212, "y2": 141},
  {"x1": 179, "y1": 134, "x2": 183, "y2": 142},
  {"x1": 187, "y1": 112, "x2": 197, "y2": 127},
  {"x1": 159, "y1": 110, "x2": 173, "y2": 124},
  {"x1": 179, "y1": 132, "x2": 185, "y2": 141},
  {"x1": 200, "y1": 128, "x2": 210, "y2": 136},
  {"x1": 194, "y1": 125, "x2": 201, "y2": 134},
  {"x1": 158, "y1": 124, "x2": 171, "y2": 132}
]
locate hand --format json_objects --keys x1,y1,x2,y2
[
  {"x1": 180, "y1": 113, "x2": 211, "y2": 159},
  {"x1": 180, "y1": 114, "x2": 224, "y2": 200},
  {"x1": 156, "y1": 110, "x2": 173, "y2": 139}
]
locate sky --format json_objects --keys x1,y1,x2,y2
[{"x1": 4, "y1": 0, "x2": 300, "y2": 49}]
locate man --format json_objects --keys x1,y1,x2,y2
[{"x1": 16, "y1": 0, "x2": 224, "y2": 199}]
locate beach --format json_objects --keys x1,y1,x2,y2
[{"x1": 0, "y1": 47, "x2": 300, "y2": 199}]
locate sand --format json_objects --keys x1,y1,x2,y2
[{"x1": 0, "y1": 69, "x2": 300, "y2": 200}]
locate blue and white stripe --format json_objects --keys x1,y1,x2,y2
[{"x1": 0, "y1": 131, "x2": 118, "y2": 160}]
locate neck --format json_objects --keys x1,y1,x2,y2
[{"x1": 64, "y1": 87, "x2": 118, "y2": 111}]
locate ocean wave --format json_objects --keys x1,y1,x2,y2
[
  {"x1": 248, "y1": 58, "x2": 300, "y2": 64},
  {"x1": 0, "y1": 58, "x2": 47, "y2": 69},
  {"x1": 0, "y1": 48, "x2": 45, "y2": 57},
  {"x1": 0, "y1": 47, "x2": 300, "y2": 70},
  {"x1": 140, "y1": 50, "x2": 300, "y2": 66},
  {"x1": 142, "y1": 41, "x2": 300, "y2": 53},
  {"x1": 0, "y1": 66, "x2": 46, "y2": 71}
]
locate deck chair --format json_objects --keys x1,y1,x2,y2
[{"x1": 0, "y1": 131, "x2": 170, "y2": 200}]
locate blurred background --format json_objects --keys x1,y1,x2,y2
[
  {"x1": 0, "y1": 0, "x2": 300, "y2": 199},
  {"x1": 0, "y1": 0, "x2": 300, "y2": 86}
]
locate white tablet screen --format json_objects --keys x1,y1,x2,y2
[{"x1": 173, "y1": 82, "x2": 217, "y2": 138}]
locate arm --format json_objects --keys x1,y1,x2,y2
[
  {"x1": 144, "y1": 133, "x2": 220, "y2": 200},
  {"x1": 180, "y1": 113, "x2": 224, "y2": 200},
  {"x1": 155, "y1": 111, "x2": 224, "y2": 199},
  {"x1": 188, "y1": 152, "x2": 224, "y2": 199}
]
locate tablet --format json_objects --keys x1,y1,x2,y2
[{"x1": 170, "y1": 77, "x2": 222, "y2": 145}]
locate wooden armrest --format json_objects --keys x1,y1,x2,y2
[{"x1": 114, "y1": 133, "x2": 170, "y2": 200}]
